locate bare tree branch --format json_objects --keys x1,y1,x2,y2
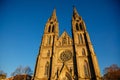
[{"x1": 11, "y1": 65, "x2": 33, "y2": 76}]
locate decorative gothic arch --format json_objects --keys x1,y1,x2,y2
[
  {"x1": 79, "y1": 23, "x2": 83, "y2": 30},
  {"x1": 84, "y1": 60, "x2": 90, "y2": 77},
  {"x1": 44, "y1": 61, "x2": 49, "y2": 77},
  {"x1": 82, "y1": 48, "x2": 86, "y2": 56},
  {"x1": 48, "y1": 25, "x2": 51, "y2": 32},
  {"x1": 76, "y1": 23, "x2": 79, "y2": 31},
  {"x1": 52, "y1": 25, "x2": 54, "y2": 32},
  {"x1": 47, "y1": 35, "x2": 51, "y2": 45},
  {"x1": 78, "y1": 34, "x2": 83, "y2": 44}
]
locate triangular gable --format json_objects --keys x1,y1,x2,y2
[{"x1": 56, "y1": 31, "x2": 72, "y2": 46}]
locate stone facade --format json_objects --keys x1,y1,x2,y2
[{"x1": 33, "y1": 7, "x2": 101, "y2": 80}]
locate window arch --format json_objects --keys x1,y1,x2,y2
[
  {"x1": 44, "y1": 61, "x2": 49, "y2": 77},
  {"x1": 47, "y1": 36, "x2": 51, "y2": 45},
  {"x1": 78, "y1": 34, "x2": 83, "y2": 44},
  {"x1": 80, "y1": 23, "x2": 83, "y2": 30},
  {"x1": 48, "y1": 25, "x2": 51, "y2": 32},
  {"x1": 52, "y1": 25, "x2": 54, "y2": 32},
  {"x1": 84, "y1": 61, "x2": 90, "y2": 77},
  {"x1": 47, "y1": 50, "x2": 50, "y2": 57},
  {"x1": 82, "y1": 48, "x2": 86, "y2": 56},
  {"x1": 76, "y1": 23, "x2": 79, "y2": 31}
]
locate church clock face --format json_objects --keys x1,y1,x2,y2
[{"x1": 60, "y1": 50, "x2": 72, "y2": 62}]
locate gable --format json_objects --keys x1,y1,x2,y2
[{"x1": 56, "y1": 31, "x2": 73, "y2": 46}]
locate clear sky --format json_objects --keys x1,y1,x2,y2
[{"x1": 0, "y1": 0, "x2": 120, "y2": 77}]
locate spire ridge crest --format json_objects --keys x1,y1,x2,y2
[{"x1": 50, "y1": 8, "x2": 57, "y2": 21}]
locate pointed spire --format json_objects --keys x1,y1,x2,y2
[
  {"x1": 52, "y1": 8, "x2": 56, "y2": 17},
  {"x1": 50, "y1": 8, "x2": 57, "y2": 21},
  {"x1": 73, "y1": 6, "x2": 79, "y2": 16}
]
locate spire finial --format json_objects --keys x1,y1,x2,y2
[
  {"x1": 50, "y1": 8, "x2": 57, "y2": 21},
  {"x1": 73, "y1": 6, "x2": 79, "y2": 16},
  {"x1": 52, "y1": 8, "x2": 56, "y2": 16}
]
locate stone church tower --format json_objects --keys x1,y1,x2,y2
[{"x1": 33, "y1": 7, "x2": 101, "y2": 80}]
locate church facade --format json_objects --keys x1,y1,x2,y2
[{"x1": 33, "y1": 7, "x2": 101, "y2": 80}]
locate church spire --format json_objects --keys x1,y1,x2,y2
[
  {"x1": 44, "y1": 8, "x2": 59, "y2": 34},
  {"x1": 33, "y1": 8, "x2": 102, "y2": 80},
  {"x1": 50, "y1": 8, "x2": 57, "y2": 21},
  {"x1": 73, "y1": 6, "x2": 79, "y2": 16},
  {"x1": 73, "y1": 6, "x2": 80, "y2": 18}
]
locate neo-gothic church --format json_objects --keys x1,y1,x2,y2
[{"x1": 33, "y1": 7, "x2": 101, "y2": 80}]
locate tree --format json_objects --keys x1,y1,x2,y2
[
  {"x1": 23, "y1": 66, "x2": 33, "y2": 75},
  {"x1": 0, "y1": 70, "x2": 7, "y2": 76},
  {"x1": 0, "y1": 70, "x2": 7, "y2": 79},
  {"x1": 0, "y1": 70, "x2": 6, "y2": 75},
  {"x1": 103, "y1": 64, "x2": 120, "y2": 80},
  {"x1": 11, "y1": 66, "x2": 33, "y2": 76}
]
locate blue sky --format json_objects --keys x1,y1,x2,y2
[{"x1": 0, "y1": 0, "x2": 120, "y2": 77}]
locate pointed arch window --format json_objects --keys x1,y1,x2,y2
[
  {"x1": 48, "y1": 25, "x2": 51, "y2": 32},
  {"x1": 82, "y1": 48, "x2": 86, "y2": 56},
  {"x1": 49, "y1": 36, "x2": 51, "y2": 44},
  {"x1": 52, "y1": 25, "x2": 54, "y2": 32},
  {"x1": 84, "y1": 61, "x2": 90, "y2": 77},
  {"x1": 47, "y1": 36, "x2": 51, "y2": 45},
  {"x1": 44, "y1": 61, "x2": 49, "y2": 77},
  {"x1": 47, "y1": 50, "x2": 50, "y2": 57},
  {"x1": 80, "y1": 23, "x2": 83, "y2": 30},
  {"x1": 78, "y1": 34, "x2": 83, "y2": 44},
  {"x1": 76, "y1": 23, "x2": 79, "y2": 31}
]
